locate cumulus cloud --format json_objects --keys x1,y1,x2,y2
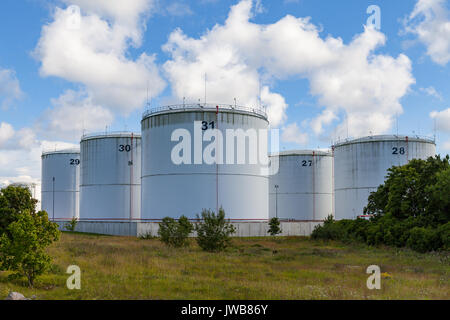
[
  {"x1": 281, "y1": 122, "x2": 308, "y2": 145},
  {"x1": 404, "y1": 0, "x2": 450, "y2": 65},
  {"x1": 163, "y1": 0, "x2": 414, "y2": 136},
  {"x1": 34, "y1": 1, "x2": 165, "y2": 114},
  {"x1": 0, "y1": 68, "x2": 22, "y2": 109},
  {"x1": 61, "y1": 0, "x2": 154, "y2": 45},
  {"x1": 430, "y1": 108, "x2": 450, "y2": 132},
  {"x1": 37, "y1": 89, "x2": 114, "y2": 141}
]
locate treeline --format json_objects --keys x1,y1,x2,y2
[{"x1": 312, "y1": 155, "x2": 450, "y2": 253}]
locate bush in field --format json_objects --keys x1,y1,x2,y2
[
  {"x1": 406, "y1": 227, "x2": 442, "y2": 253},
  {"x1": 64, "y1": 217, "x2": 78, "y2": 232},
  {"x1": 0, "y1": 210, "x2": 60, "y2": 287},
  {"x1": 195, "y1": 208, "x2": 236, "y2": 252},
  {"x1": 312, "y1": 156, "x2": 450, "y2": 253},
  {"x1": 158, "y1": 215, "x2": 193, "y2": 247},
  {"x1": 268, "y1": 217, "x2": 282, "y2": 236}
]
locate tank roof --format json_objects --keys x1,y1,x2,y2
[
  {"x1": 81, "y1": 131, "x2": 141, "y2": 142},
  {"x1": 41, "y1": 148, "x2": 80, "y2": 157},
  {"x1": 142, "y1": 103, "x2": 268, "y2": 121},
  {"x1": 333, "y1": 134, "x2": 435, "y2": 148},
  {"x1": 270, "y1": 149, "x2": 332, "y2": 157}
]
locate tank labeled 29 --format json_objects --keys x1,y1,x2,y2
[{"x1": 70, "y1": 159, "x2": 80, "y2": 165}]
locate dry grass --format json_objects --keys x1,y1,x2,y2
[{"x1": 0, "y1": 233, "x2": 448, "y2": 300}]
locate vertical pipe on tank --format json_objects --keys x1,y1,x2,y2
[
  {"x1": 130, "y1": 133, "x2": 134, "y2": 220},
  {"x1": 406, "y1": 136, "x2": 409, "y2": 162},
  {"x1": 312, "y1": 151, "x2": 316, "y2": 221},
  {"x1": 331, "y1": 146, "x2": 335, "y2": 219},
  {"x1": 216, "y1": 105, "x2": 219, "y2": 214}
]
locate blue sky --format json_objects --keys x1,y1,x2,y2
[{"x1": 0, "y1": 0, "x2": 449, "y2": 185}]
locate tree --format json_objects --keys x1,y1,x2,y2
[
  {"x1": 0, "y1": 185, "x2": 38, "y2": 236},
  {"x1": 365, "y1": 155, "x2": 449, "y2": 225},
  {"x1": 426, "y1": 167, "x2": 450, "y2": 225},
  {"x1": 195, "y1": 208, "x2": 236, "y2": 252},
  {"x1": 268, "y1": 217, "x2": 282, "y2": 236},
  {"x1": 158, "y1": 215, "x2": 193, "y2": 247},
  {"x1": 0, "y1": 210, "x2": 60, "y2": 287}
]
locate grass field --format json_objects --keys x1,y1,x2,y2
[{"x1": 0, "y1": 232, "x2": 449, "y2": 300}]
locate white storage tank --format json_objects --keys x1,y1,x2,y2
[
  {"x1": 333, "y1": 135, "x2": 436, "y2": 220},
  {"x1": 41, "y1": 149, "x2": 80, "y2": 220},
  {"x1": 269, "y1": 150, "x2": 333, "y2": 221},
  {"x1": 141, "y1": 104, "x2": 269, "y2": 220},
  {"x1": 79, "y1": 132, "x2": 141, "y2": 220}
]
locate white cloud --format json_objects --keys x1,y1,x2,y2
[
  {"x1": 163, "y1": 0, "x2": 414, "y2": 136},
  {"x1": 34, "y1": 1, "x2": 165, "y2": 115},
  {"x1": 310, "y1": 110, "x2": 338, "y2": 135},
  {"x1": 442, "y1": 140, "x2": 450, "y2": 151},
  {"x1": 404, "y1": 0, "x2": 450, "y2": 65},
  {"x1": 165, "y1": 2, "x2": 193, "y2": 17},
  {"x1": 430, "y1": 108, "x2": 450, "y2": 132},
  {"x1": 37, "y1": 89, "x2": 114, "y2": 141},
  {"x1": 281, "y1": 122, "x2": 308, "y2": 145},
  {"x1": 0, "y1": 120, "x2": 76, "y2": 188},
  {"x1": 0, "y1": 68, "x2": 22, "y2": 109},
  {"x1": 62, "y1": 0, "x2": 154, "y2": 46},
  {"x1": 0, "y1": 122, "x2": 15, "y2": 147},
  {"x1": 420, "y1": 86, "x2": 442, "y2": 100}
]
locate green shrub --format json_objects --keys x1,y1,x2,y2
[
  {"x1": 406, "y1": 227, "x2": 442, "y2": 253},
  {"x1": 158, "y1": 215, "x2": 193, "y2": 247},
  {"x1": 64, "y1": 217, "x2": 78, "y2": 232},
  {"x1": 195, "y1": 208, "x2": 236, "y2": 252},
  {"x1": 268, "y1": 217, "x2": 282, "y2": 236},
  {"x1": 437, "y1": 222, "x2": 450, "y2": 250}
]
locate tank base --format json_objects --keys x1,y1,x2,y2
[{"x1": 55, "y1": 220, "x2": 323, "y2": 237}]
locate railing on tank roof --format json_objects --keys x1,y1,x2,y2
[
  {"x1": 332, "y1": 133, "x2": 435, "y2": 146},
  {"x1": 41, "y1": 147, "x2": 80, "y2": 155},
  {"x1": 81, "y1": 131, "x2": 141, "y2": 140},
  {"x1": 142, "y1": 103, "x2": 268, "y2": 119}
]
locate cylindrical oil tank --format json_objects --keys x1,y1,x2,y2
[
  {"x1": 141, "y1": 104, "x2": 269, "y2": 220},
  {"x1": 41, "y1": 149, "x2": 80, "y2": 220},
  {"x1": 333, "y1": 135, "x2": 436, "y2": 219},
  {"x1": 269, "y1": 150, "x2": 333, "y2": 220},
  {"x1": 79, "y1": 132, "x2": 141, "y2": 220}
]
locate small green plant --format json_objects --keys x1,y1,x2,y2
[
  {"x1": 64, "y1": 217, "x2": 78, "y2": 232},
  {"x1": 0, "y1": 210, "x2": 60, "y2": 287},
  {"x1": 268, "y1": 217, "x2": 282, "y2": 236},
  {"x1": 139, "y1": 230, "x2": 156, "y2": 240},
  {"x1": 158, "y1": 215, "x2": 193, "y2": 247},
  {"x1": 195, "y1": 208, "x2": 236, "y2": 252}
]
